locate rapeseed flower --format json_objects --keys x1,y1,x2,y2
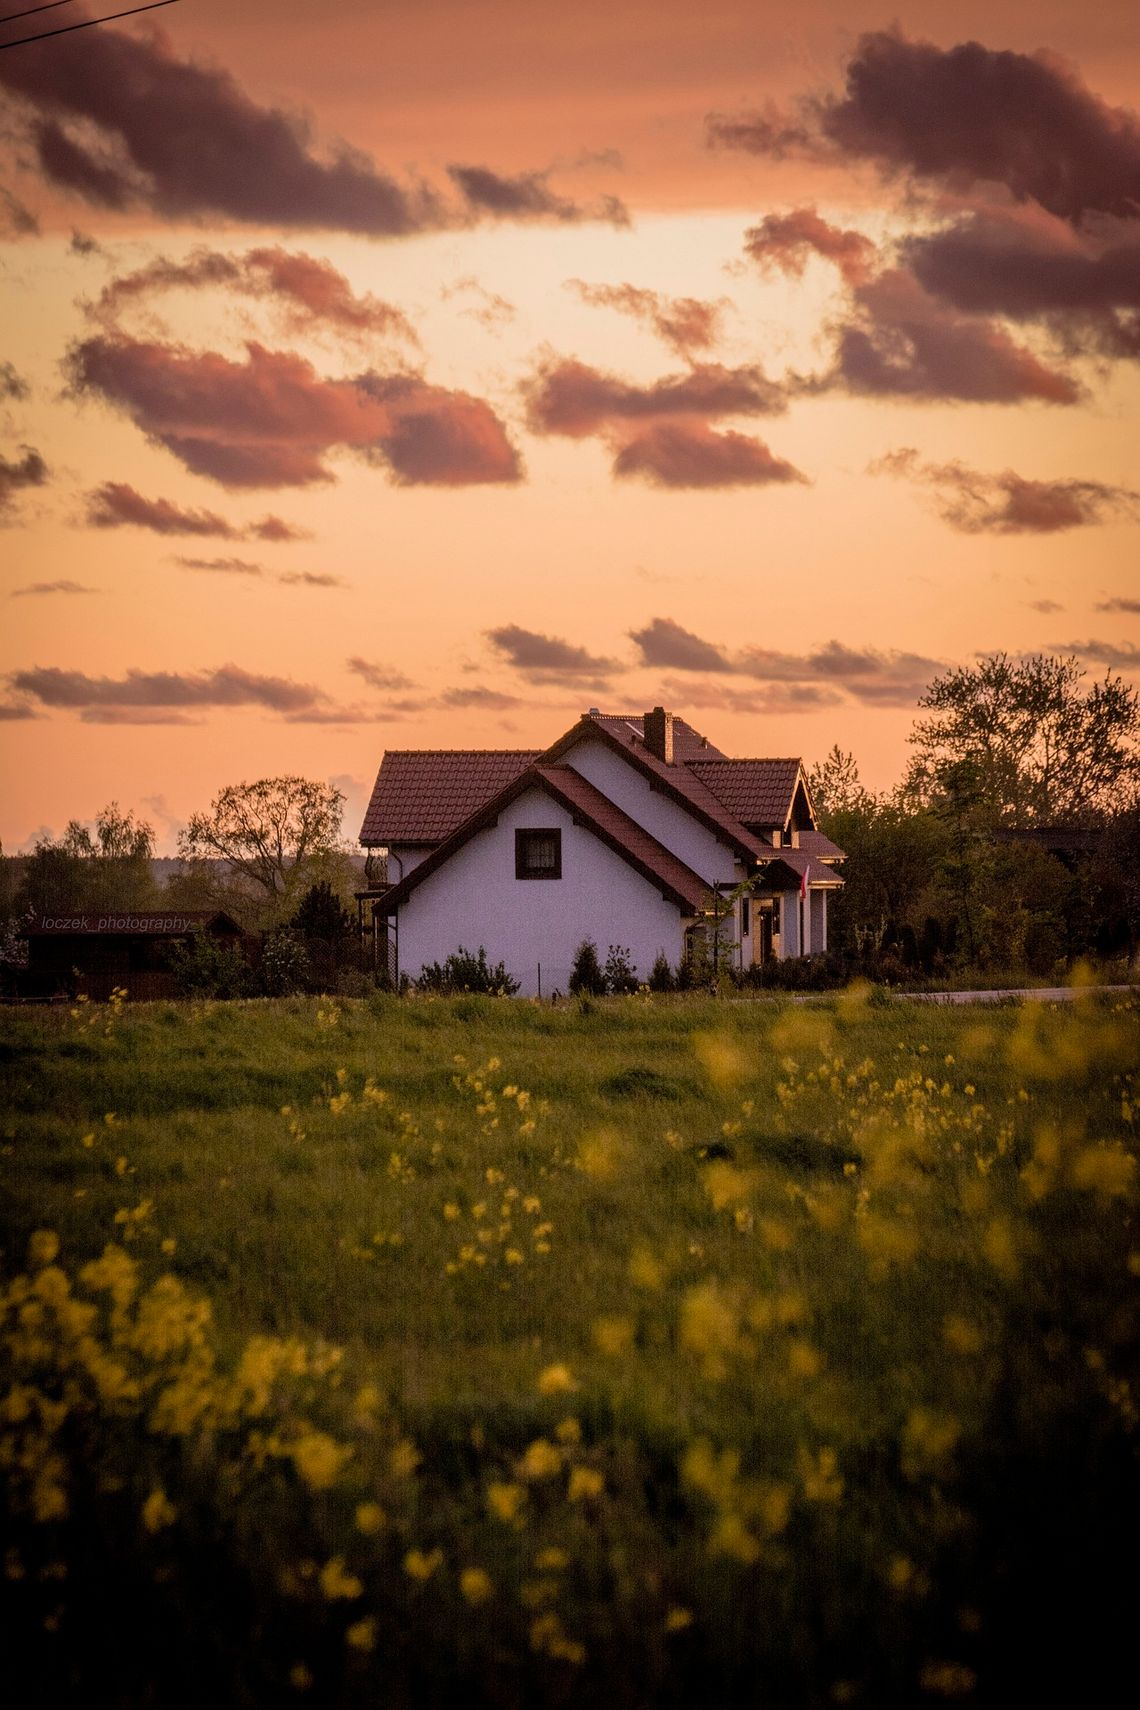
[
  {"x1": 319, "y1": 1556, "x2": 363, "y2": 1600},
  {"x1": 404, "y1": 1547, "x2": 443, "y2": 1581},
  {"x1": 487, "y1": 1481, "x2": 526, "y2": 1523},
  {"x1": 537, "y1": 1363, "x2": 577, "y2": 1395},
  {"x1": 460, "y1": 1566, "x2": 494, "y2": 1604},
  {"x1": 567, "y1": 1466, "x2": 603, "y2": 1502}
]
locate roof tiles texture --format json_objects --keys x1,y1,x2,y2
[
  {"x1": 687, "y1": 759, "x2": 802, "y2": 827},
  {"x1": 360, "y1": 750, "x2": 538, "y2": 844}
]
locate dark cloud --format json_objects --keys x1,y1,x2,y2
[
  {"x1": 11, "y1": 580, "x2": 96, "y2": 597},
  {"x1": 1, "y1": 184, "x2": 39, "y2": 238},
  {"x1": 69, "y1": 230, "x2": 102, "y2": 257},
  {"x1": 0, "y1": 702, "x2": 38, "y2": 720},
  {"x1": 174, "y1": 555, "x2": 264, "y2": 575},
  {"x1": 10, "y1": 663, "x2": 327, "y2": 715},
  {"x1": 524, "y1": 357, "x2": 786, "y2": 437},
  {"x1": 1, "y1": 362, "x2": 30, "y2": 402},
  {"x1": 903, "y1": 208, "x2": 1140, "y2": 361},
  {"x1": 86, "y1": 481, "x2": 239, "y2": 536},
  {"x1": 629, "y1": 617, "x2": 734, "y2": 675},
  {"x1": 566, "y1": 280, "x2": 727, "y2": 357},
  {"x1": 831, "y1": 269, "x2": 1082, "y2": 404},
  {"x1": 1048, "y1": 639, "x2": 1140, "y2": 670},
  {"x1": 744, "y1": 209, "x2": 877, "y2": 287},
  {"x1": 871, "y1": 447, "x2": 1140, "y2": 532},
  {"x1": 79, "y1": 708, "x2": 200, "y2": 726},
  {"x1": 68, "y1": 335, "x2": 522, "y2": 489},
  {"x1": 448, "y1": 164, "x2": 628, "y2": 227},
  {"x1": 347, "y1": 658, "x2": 418, "y2": 693},
  {"x1": 0, "y1": 23, "x2": 442, "y2": 236},
  {"x1": 92, "y1": 247, "x2": 418, "y2": 345},
  {"x1": 613, "y1": 422, "x2": 806, "y2": 489},
  {"x1": 276, "y1": 571, "x2": 346, "y2": 588},
  {"x1": 631, "y1": 617, "x2": 942, "y2": 705},
  {"x1": 1028, "y1": 599, "x2": 1065, "y2": 614},
  {"x1": 710, "y1": 30, "x2": 1140, "y2": 227},
  {"x1": 248, "y1": 514, "x2": 312, "y2": 542},
  {"x1": 1096, "y1": 598, "x2": 1140, "y2": 614},
  {"x1": 0, "y1": 446, "x2": 48, "y2": 515},
  {"x1": 485, "y1": 625, "x2": 619, "y2": 687},
  {"x1": 441, "y1": 687, "x2": 522, "y2": 710}
]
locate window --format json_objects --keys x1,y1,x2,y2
[{"x1": 515, "y1": 828, "x2": 562, "y2": 880}]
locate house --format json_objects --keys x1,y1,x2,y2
[{"x1": 359, "y1": 707, "x2": 844, "y2": 995}]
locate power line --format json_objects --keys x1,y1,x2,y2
[{"x1": 0, "y1": 0, "x2": 180, "y2": 51}]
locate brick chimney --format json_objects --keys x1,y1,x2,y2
[{"x1": 644, "y1": 705, "x2": 674, "y2": 764}]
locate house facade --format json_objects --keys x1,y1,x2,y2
[{"x1": 359, "y1": 708, "x2": 844, "y2": 995}]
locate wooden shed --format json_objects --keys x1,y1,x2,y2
[{"x1": 18, "y1": 911, "x2": 243, "y2": 1002}]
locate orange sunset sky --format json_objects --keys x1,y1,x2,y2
[{"x1": 2, "y1": 0, "x2": 1137, "y2": 852}]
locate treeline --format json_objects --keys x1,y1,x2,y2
[{"x1": 808, "y1": 654, "x2": 1140, "y2": 979}]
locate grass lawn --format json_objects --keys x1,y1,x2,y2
[{"x1": 2, "y1": 987, "x2": 1138, "y2": 1707}]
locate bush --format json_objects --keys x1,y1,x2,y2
[
  {"x1": 416, "y1": 946, "x2": 520, "y2": 996},
  {"x1": 258, "y1": 928, "x2": 310, "y2": 996},
  {"x1": 647, "y1": 951, "x2": 675, "y2": 993},
  {"x1": 603, "y1": 944, "x2": 639, "y2": 995},
  {"x1": 568, "y1": 939, "x2": 606, "y2": 996},
  {"x1": 163, "y1": 934, "x2": 249, "y2": 999}
]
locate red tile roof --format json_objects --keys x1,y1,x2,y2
[
  {"x1": 360, "y1": 750, "x2": 538, "y2": 845},
  {"x1": 373, "y1": 763, "x2": 729, "y2": 916},
  {"x1": 686, "y1": 759, "x2": 803, "y2": 828},
  {"x1": 580, "y1": 712, "x2": 727, "y2": 760},
  {"x1": 797, "y1": 829, "x2": 846, "y2": 862}
]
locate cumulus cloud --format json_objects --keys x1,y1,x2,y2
[
  {"x1": 1, "y1": 362, "x2": 29, "y2": 402},
  {"x1": 0, "y1": 20, "x2": 442, "y2": 235},
  {"x1": 744, "y1": 209, "x2": 877, "y2": 287},
  {"x1": 67, "y1": 335, "x2": 522, "y2": 489},
  {"x1": 9, "y1": 663, "x2": 328, "y2": 717},
  {"x1": 871, "y1": 447, "x2": 1140, "y2": 532},
  {"x1": 613, "y1": 422, "x2": 806, "y2": 490},
  {"x1": 11, "y1": 580, "x2": 96, "y2": 597},
  {"x1": 447, "y1": 164, "x2": 628, "y2": 227},
  {"x1": 0, "y1": 446, "x2": 48, "y2": 515},
  {"x1": 629, "y1": 617, "x2": 734, "y2": 674},
  {"x1": 525, "y1": 357, "x2": 786, "y2": 436},
  {"x1": 566, "y1": 280, "x2": 727, "y2": 356},
  {"x1": 711, "y1": 30, "x2": 1140, "y2": 225},
  {"x1": 91, "y1": 247, "x2": 419, "y2": 345},
  {"x1": 485, "y1": 625, "x2": 619, "y2": 687}
]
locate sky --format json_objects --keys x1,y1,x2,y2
[{"x1": 1, "y1": 0, "x2": 1138, "y2": 852}]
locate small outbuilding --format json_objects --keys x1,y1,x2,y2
[{"x1": 17, "y1": 911, "x2": 243, "y2": 1001}]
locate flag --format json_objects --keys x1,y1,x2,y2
[{"x1": 799, "y1": 861, "x2": 810, "y2": 900}]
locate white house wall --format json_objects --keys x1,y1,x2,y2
[
  {"x1": 395, "y1": 787, "x2": 686, "y2": 997},
  {"x1": 561, "y1": 739, "x2": 737, "y2": 885}
]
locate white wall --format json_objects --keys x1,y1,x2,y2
[
  {"x1": 395, "y1": 787, "x2": 687, "y2": 996},
  {"x1": 561, "y1": 739, "x2": 738, "y2": 885}
]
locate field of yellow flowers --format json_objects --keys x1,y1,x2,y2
[{"x1": 2, "y1": 985, "x2": 1138, "y2": 1708}]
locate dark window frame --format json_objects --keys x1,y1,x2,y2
[{"x1": 515, "y1": 827, "x2": 562, "y2": 880}]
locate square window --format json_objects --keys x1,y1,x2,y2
[{"x1": 515, "y1": 828, "x2": 561, "y2": 880}]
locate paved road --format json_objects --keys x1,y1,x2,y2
[{"x1": 901, "y1": 985, "x2": 1135, "y2": 1005}]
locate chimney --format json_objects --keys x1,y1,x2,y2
[{"x1": 644, "y1": 705, "x2": 674, "y2": 764}]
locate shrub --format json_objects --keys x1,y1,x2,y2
[
  {"x1": 568, "y1": 938, "x2": 606, "y2": 996},
  {"x1": 291, "y1": 879, "x2": 354, "y2": 943},
  {"x1": 647, "y1": 951, "x2": 675, "y2": 992},
  {"x1": 416, "y1": 946, "x2": 520, "y2": 996},
  {"x1": 258, "y1": 927, "x2": 310, "y2": 996},
  {"x1": 163, "y1": 933, "x2": 248, "y2": 999},
  {"x1": 604, "y1": 944, "x2": 639, "y2": 995}
]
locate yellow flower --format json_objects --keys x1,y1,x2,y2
[
  {"x1": 517, "y1": 1438, "x2": 562, "y2": 1481},
  {"x1": 289, "y1": 1662, "x2": 313, "y2": 1691},
  {"x1": 345, "y1": 1618, "x2": 375, "y2": 1651},
  {"x1": 319, "y1": 1556, "x2": 363, "y2": 1600},
  {"x1": 443, "y1": 1203, "x2": 461, "y2": 1221},
  {"x1": 797, "y1": 1445, "x2": 843, "y2": 1504},
  {"x1": 665, "y1": 1607, "x2": 693, "y2": 1632},
  {"x1": 593, "y1": 1316, "x2": 634, "y2": 1356},
  {"x1": 460, "y1": 1566, "x2": 494, "y2": 1605},
  {"x1": 504, "y1": 1248, "x2": 524, "y2": 1266},
  {"x1": 28, "y1": 1230, "x2": 60, "y2": 1268},
  {"x1": 403, "y1": 1547, "x2": 442, "y2": 1582},
  {"x1": 554, "y1": 1417, "x2": 581, "y2": 1445},
  {"x1": 537, "y1": 1363, "x2": 577, "y2": 1395},
  {"x1": 355, "y1": 1502, "x2": 385, "y2": 1535},
  {"x1": 388, "y1": 1439, "x2": 421, "y2": 1479},
  {"x1": 141, "y1": 1487, "x2": 177, "y2": 1533},
  {"x1": 918, "y1": 1661, "x2": 977, "y2": 1696},
  {"x1": 486, "y1": 1481, "x2": 526, "y2": 1523},
  {"x1": 291, "y1": 1429, "x2": 353, "y2": 1491},
  {"x1": 567, "y1": 1466, "x2": 603, "y2": 1502},
  {"x1": 534, "y1": 1547, "x2": 569, "y2": 1571}
]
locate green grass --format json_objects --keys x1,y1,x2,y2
[{"x1": 2, "y1": 988, "x2": 1138, "y2": 1708}]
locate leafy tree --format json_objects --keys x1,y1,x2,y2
[
  {"x1": 164, "y1": 934, "x2": 248, "y2": 999},
  {"x1": 568, "y1": 939, "x2": 606, "y2": 996},
  {"x1": 179, "y1": 778, "x2": 345, "y2": 909},
  {"x1": 808, "y1": 746, "x2": 872, "y2": 817},
  {"x1": 16, "y1": 803, "x2": 157, "y2": 918},
  {"x1": 905, "y1": 653, "x2": 1140, "y2": 825}
]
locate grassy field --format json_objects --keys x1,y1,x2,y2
[{"x1": 2, "y1": 987, "x2": 1138, "y2": 1708}]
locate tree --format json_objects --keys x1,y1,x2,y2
[
  {"x1": 808, "y1": 746, "x2": 872, "y2": 817},
  {"x1": 179, "y1": 778, "x2": 345, "y2": 907},
  {"x1": 16, "y1": 803, "x2": 157, "y2": 918},
  {"x1": 904, "y1": 653, "x2": 1140, "y2": 825}
]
